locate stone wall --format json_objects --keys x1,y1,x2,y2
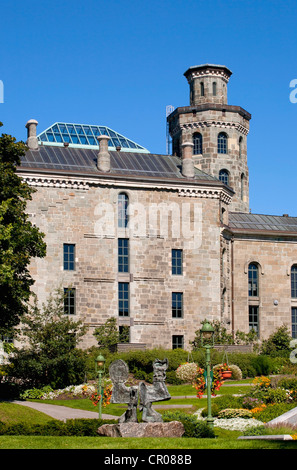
[
  {"x1": 26, "y1": 180, "x2": 225, "y2": 350},
  {"x1": 232, "y1": 236, "x2": 297, "y2": 339}
]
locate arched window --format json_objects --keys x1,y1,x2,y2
[
  {"x1": 248, "y1": 263, "x2": 259, "y2": 297},
  {"x1": 212, "y1": 82, "x2": 217, "y2": 96},
  {"x1": 200, "y1": 82, "x2": 204, "y2": 97},
  {"x1": 239, "y1": 136, "x2": 243, "y2": 158},
  {"x1": 218, "y1": 132, "x2": 228, "y2": 154},
  {"x1": 291, "y1": 265, "x2": 297, "y2": 298},
  {"x1": 241, "y1": 173, "x2": 244, "y2": 200},
  {"x1": 118, "y1": 193, "x2": 129, "y2": 228},
  {"x1": 193, "y1": 132, "x2": 203, "y2": 155},
  {"x1": 219, "y1": 169, "x2": 229, "y2": 186}
]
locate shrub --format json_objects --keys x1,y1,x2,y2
[
  {"x1": 202, "y1": 395, "x2": 243, "y2": 417},
  {"x1": 251, "y1": 356, "x2": 274, "y2": 376},
  {"x1": 218, "y1": 408, "x2": 253, "y2": 419},
  {"x1": 20, "y1": 386, "x2": 53, "y2": 400},
  {"x1": 252, "y1": 403, "x2": 296, "y2": 422},
  {"x1": 243, "y1": 425, "x2": 267, "y2": 436},
  {"x1": 163, "y1": 411, "x2": 215, "y2": 438},
  {"x1": 278, "y1": 377, "x2": 297, "y2": 391},
  {"x1": 165, "y1": 370, "x2": 182, "y2": 385},
  {"x1": 242, "y1": 396, "x2": 264, "y2": 410},
  {"x1": 264, "y1": 387, "x2": 290, "y2": 404},
  {"x1": 0, "y1": 419, "x2": 118, "y2": 436},
  {"x1": 260, "y1": 325, "x2": 292, "y2": 357}
]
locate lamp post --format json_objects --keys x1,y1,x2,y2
[
  {"x1": 200, "y1": 322, "x2": 215, "y2": 429},
  {"x1": 95, "y1": 354, "x2": 106, "y2": 419}
]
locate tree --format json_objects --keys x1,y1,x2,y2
[
  {"x1": 11, "y1": 288, "x2": 88, "y2": 389},
  {"x1": 93, "y1": 317, "x2": 120, "y2": 351},
  {"x1": 260, "y1": 324, "x2": 292, "y2": 357},
  {"x1": 0, "y1": 123, "x2": 46, "y2": 337}
]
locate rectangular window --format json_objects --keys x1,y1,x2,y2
[
  {"x1": 172, "y1": 335, "x2": 184, "y2": 349},
  {"x1": 118, "y1": 282, "x2": 129, "y2": 317},
  {"x1": 118, "y1": 239, "x2": 129, "y2": 273},
  {"x1": 249, "y1": 305, "x2": 259, "y2": 335},
  {"x1": 63, "y1": 244, "x2": 75, "y2": 270},
  {"x1": 64, "y1": 288, "x2": 76, "y2": 315},
  {"x1": 172, "y1": 249, "x2": 183, "y2": 275},
  {"x1": 248, "y1": 264, "x2": 258, "y2": 297},
  {"x1": 292, "y1": 307, "x2": 297, "y2": 339},
  {"x1": 172, "y1": 292, "x2": 183, "y2": 318},
  {"x1": 291, "y1": 267, "x2": 297, "y2": 298}
]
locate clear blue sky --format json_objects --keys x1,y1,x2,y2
[{"x1": 1, "y1": 0, "x2": 297, "y2": 216}]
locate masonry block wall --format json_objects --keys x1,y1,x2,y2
[
  {"x1": 232, "y1": 236, "x2": 297, "y2": 339},
  {"x1": 26, "y1": 182, "x2": 225, "y2": 350}
]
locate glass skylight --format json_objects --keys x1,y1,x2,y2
[{"x1": 37, "y1": 122, "x2": 149, "y2": 153}]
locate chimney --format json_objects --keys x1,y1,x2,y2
[
  {"x1": 25, "y1": 119, "x2": 39, "y2": 150},
  {"x1": 181, "y1": 141, "x2": 195, "y2": 178},
  {"x1": 97, "y1": 135, "x2": 111, "y2": 172}
]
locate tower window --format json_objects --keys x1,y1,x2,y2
[
  {"x1": 212, "y1": 82, "x2": 217, "y2": 96},
  {"x1": 241, "y1": 173, "x2": 244, "y2": 200},
  {"x1": 248, "y1": 263, "x2": 259, "y2": 297},
  {"x1": 118, "y1": 193, "x2": 129, "y2": 228},
  {"x1": 239, "y1": 136, "x2": 243, "y2": 158},
  {"x1": 193, "y1": 132, "x2": 203, "y2": 155},
  {"x1": 200, "y1": 82, "x2": 204, "y2": 97},
  {"x1": 218, "y1": 132, "x2": 228, "y2": 154},
  {"x1": 219, "y1": 169, "x2": 229, "y2": 186}
]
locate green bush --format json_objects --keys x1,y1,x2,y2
[
  {"x1": 278, "y1": 377, "x2": 297, "y2": 391},
  {"x1": 243, "y1": 425, "x2": 267, "y2": 436},
  {"x1": 251, "y1": 356, "x2": 274, "y2": 376},
  {"x1": 202, "y1": 395, "x2": 243, "y2": 417},
  {"x1": 0, "y1": 418, "x2": 118, "y2": 436},
  {"x1": 20, "y1": 386, "x2": 53, "y2": 400},
  {"x1": 165, "y1": 370, "x2": 182, "y2": 385},
  {"x1": 252, "y1": 403, "x2": 296, "y2": 422},
  {"x1": 218, "y1": 408, "x2": 253, "y2": 419},
  {"x1": 260, "y1": 325, "x2": 292, "y2": 357},
  {"x1": 163, "y1": 411, "x2": 215, "y2": 438}
]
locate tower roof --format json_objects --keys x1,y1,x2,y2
[{"x1": 184, "y1": 64, "x2": 232, "y2": 81}]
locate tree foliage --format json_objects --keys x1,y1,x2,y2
[
  {"x1": 93, "y1": 317, "x2": 120, "y2": 351},
  {"x1": 0, "y1": 123, "x2": 46, "y2": 336},
  {"x1": 11, "y1": 288, "x2": 88, "y2": 388}
]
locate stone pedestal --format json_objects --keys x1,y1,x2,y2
[{"x1": 97, "y1": 421, "x2": 185, "y2": 438}]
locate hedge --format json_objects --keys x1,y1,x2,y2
[{"x1": 0, "y1": 418, "x2": 117, "y2": 436}]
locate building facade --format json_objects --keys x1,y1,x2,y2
[{"x1": 17, "y1": 64, "x2": 297, "y2": 350}]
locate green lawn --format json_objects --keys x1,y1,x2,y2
[
  {"x1": 1, "y1": 435, "x2": 297, "y2": 450},
  {"x1": 0, "y1": 379, "x2": 296, "y2": 450}
]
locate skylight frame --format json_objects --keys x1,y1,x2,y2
[{"x1": 37, "y1": 122, "x2": 149, "y2": 153}]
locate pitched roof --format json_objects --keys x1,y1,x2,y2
[
  {"x1": 229, "y1": 212, "x2": 297, "y2": 234},
  {"x1": 19, "y1": 145, "x2": 219, "y2": 184}
]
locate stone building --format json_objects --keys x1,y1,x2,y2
[{"x1": 17, "y1": 64, "x2": 297, "y2": 350}]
